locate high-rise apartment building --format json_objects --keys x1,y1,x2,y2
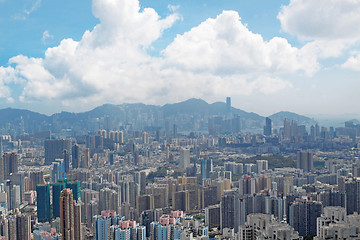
[
  {"x1": 60, "y1": 188, "x2": 81, "y2": 240},
  {"x1": 2, "y1": 153, "x2": 18, "y2": 181},
  {"x1": 297, "y1": 150, "x2": 313, "y2": 172},
  {"x1": 179, "y1": 148, "x2": 190, "y2": 169},
  {"x1": 44, "y1": 139, "x2": 71, "y2": 165},
  {"x1": 289, "y1": 199, "x2": 322, "y2": 236}
]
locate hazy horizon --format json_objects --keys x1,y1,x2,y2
[{"x1": 0, "y1": 0, "x2": 360, "y2": 116}]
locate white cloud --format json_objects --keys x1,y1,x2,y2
[
  {"x1": 168, "y1": 5, "x2": 180, "y2": 12},
  {"x1": 1, "y1": 0, "x2": 313, "y2": 112},
  {"x1": 24, "y1": 0, "x2": 42, "y2": 16},
  {"x1": 42, "y1": 30, "x2": 54, "y2": 44},
  {"x1": 342, "y1": 53, "x2": 360, "y2": 71},
  {"x1": 0, "y1": 66, "x2": 19, "y2": 98},
  {"x1": 13, "y1": 0, "x2": 42, "y2": 20},
  {"x1": 163, "y1": 11, "x2": 318, "y2": 76},
  {"x1": 278, "y1": 0, "x2": 360, "y2": 42}
]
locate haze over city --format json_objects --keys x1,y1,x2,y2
[{"x1": 0, "y1": 0, "x2": 360, "y2": 117}]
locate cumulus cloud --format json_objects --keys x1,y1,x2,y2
[
  {"x1": 342, "y1": 53, "x2": 360, "y2": 71},
  {"x1": 278, "y1": 0, "x2": 360, "y2": 59},
  {"x1": 163, "y1": 11, "x2": 317, "y2": 76},
  {"x1": 1, "y1": 0, "x2": 314, "y2": 111},
  {"x1": 0, "y1": 66, "x2": 20, "y2": 98},
  {"x1": 42, "y1": 30, "x2": 54, "y2": 44},
  {"x1": 278, "y1": 0, "x2": 360, "y2": 41}
]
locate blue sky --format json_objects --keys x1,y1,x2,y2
[{"x1": 0, "y1": 0, "x2": 360, "y2": 117}]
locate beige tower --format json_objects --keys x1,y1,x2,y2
[{"x1": 60, "y1": 188, "x2": 75, "y2": 240}]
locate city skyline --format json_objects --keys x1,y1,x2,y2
[{"x1": 0, "y1": 0, "x2": 360, "y2": 116}]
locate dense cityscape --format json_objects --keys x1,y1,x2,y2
[{"x1": 0, "y1": 97, "x2": 360, "y2": 239}]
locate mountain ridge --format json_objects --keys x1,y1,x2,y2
[{"x1": 0, "y1": 99, "x2": 317, "y2": 133}]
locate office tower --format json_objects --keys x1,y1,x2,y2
[
  {"x1": 60, "y1": 188, "x2": 75, "y2": 240},
  {"x1": 226, "y1": 97, "x2": 231, "y2": 116},
  {"x1": 72, "y1": 144, "x2": 80, "y2": 169},
  {"x1": 283, "y1": 119, "x2": 291, "y2": 139},
  {"x1": 179, "y1": 148, "x2": 190, "y2": 169},
  {"x1": 0, "y1": 137, "x2": 2, "y2": 156},
  {"x1": 290, "y1": 120, "x2": 298, "y2": 138},
  {"x1": 201, "y1": 159, "x2": 213, "y2": 179},
  {"x1": 3, "y1": 153, "x2": 18, "y2": 181},
  {"x1": 310, "y1": 125, "x2": 315, "y2": 141},
  {"x1": 45, "y1": 139, "x2": 71, "y2": 165},
  {"x1": 36, "y1": 184, "x2": 51, "y2": 222},
  {"x1": 221, "y1": 190, "x2": 246, "y2": 232},
  {"x1": 264, "y1": 117, "x2": 272, "y2": 136},
  {"x1": 297, "y1": 150, "x2": 313, "y2": 172},
  {"x1": 315, "y1": 124, "x2": 320, "y2": 138},
  {"x1": 344, "y1": 177, "x2": 360, "y2": 215},
  {"x1": 52, "y1": 183, "x2": 65, "y2": 218},
  {"x1": 289, "y1": 199, "x2": 322, "y2": 236}
]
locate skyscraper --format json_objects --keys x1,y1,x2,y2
[
  {"x1": 3, "y1": 153, "x2": 18, "y2": 181},
  {"x1": 297, "y1": 150, "x2": 313, "y2": 172},
  {"x1": 226, "y1": 97, "x2": 231, "y2": 117},
  {"x1": 344, "y1": 177, "x2": 360, "y2": 215},
  {"x1": 36, "y1": 184, "x2": 51, "y2": 222},
  {"x1": 44, "y1": 139, "x2": 71, "y2": 165},
  {"x1": 52, "y1": 183, "x2": 65, "y2": 218},
  {"x1": 201, "y1": 159, "x2": 213, "y2": 179},
  {"x1": 289, "y1": 199, "x2": 322, "y2": 236},
  {"x1": 60, "y1": 188, "x2": 74, "y2": 239},
  {"x1": 264, "y1": 117, "x2": 272, "y2": 136},
  {"x1": 283, "y1": 119, "x2": 291, "y2": 139},
  {"x1": 220, "y1": 190, "x2": 246, "y2": 232},
  {"x1": 179, "y1": 148, "x2": 190, "y2": 169},
  {"x1": 16, "y1": 212, "x2": 31, "y2": 240}
]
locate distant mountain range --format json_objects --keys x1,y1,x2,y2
[{"x1": 0, "y1": 98, "x2": 317, "y2": 134}]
